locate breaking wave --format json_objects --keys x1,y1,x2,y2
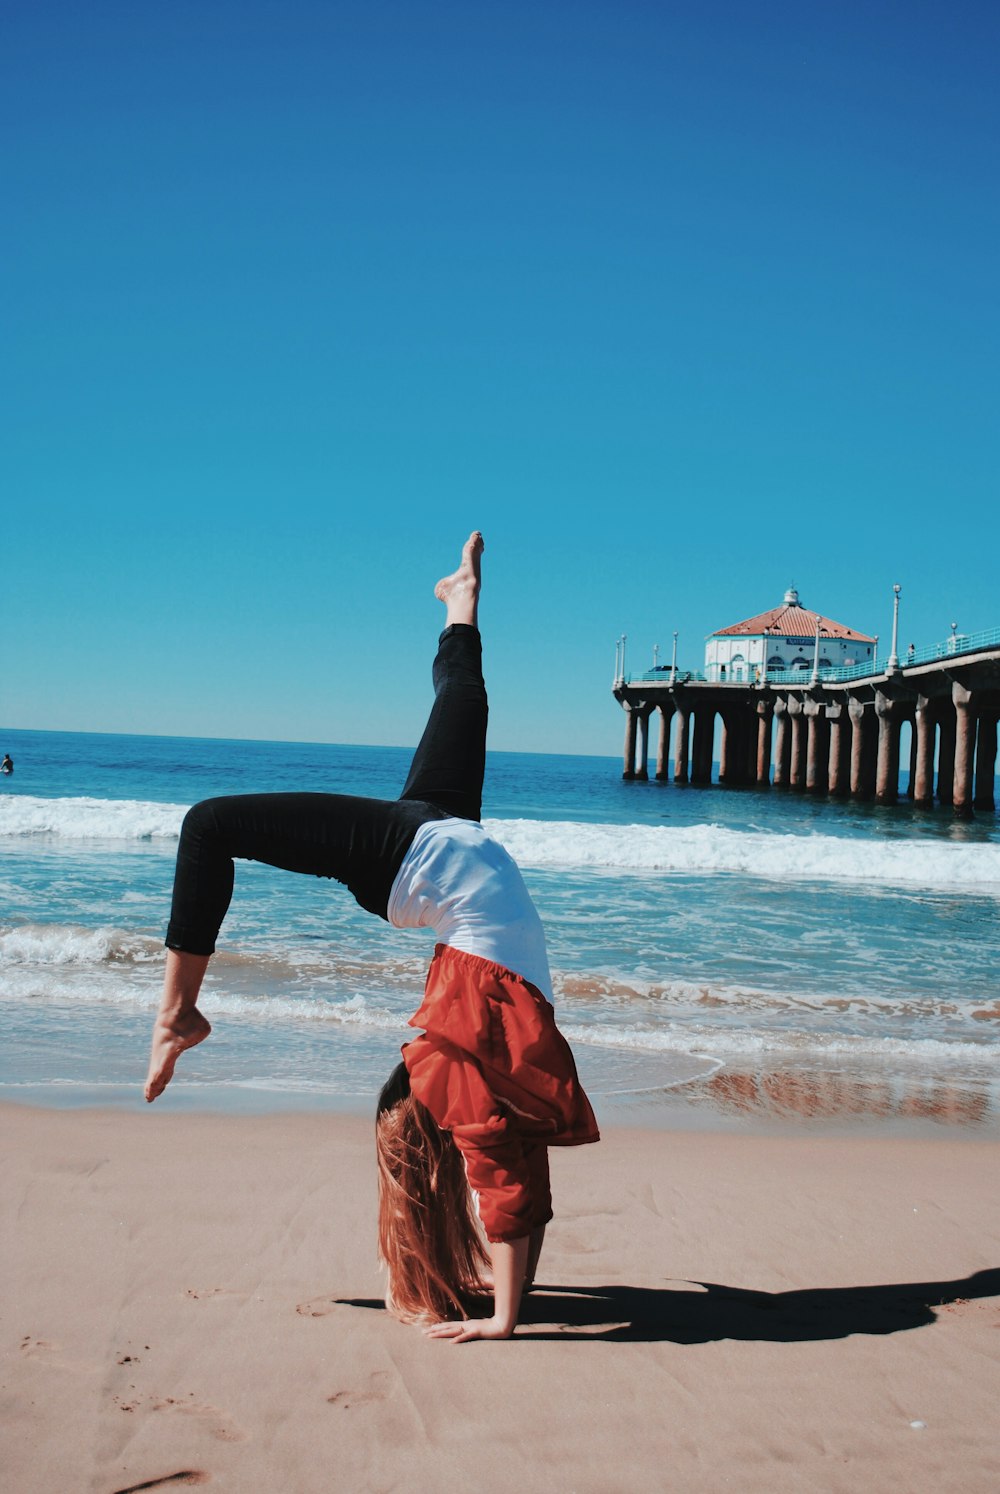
[
  {"x1": 2, "y1": 796, "x2": 998, "y2": 894},
  {"x1": 491, "y1": 817, "x2": 1000, "y2": 894},
  {"x1": 0, "y1": 795, "x2": 185, "y2": 840},
  {"x1": 3, "y1": 921, "x2": 995, "y2": 1060}
]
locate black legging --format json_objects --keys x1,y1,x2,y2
[{"x1": 165, "y1": 623, "x2": 487, "y2": 955}]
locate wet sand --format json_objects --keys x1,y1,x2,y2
[{"x1": 3, "y1": 1102, "x2": 999, "y2": 1492}]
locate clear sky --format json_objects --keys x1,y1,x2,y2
[{"x1": 5, "y1": 0, "x2": 998, "y2": 756}]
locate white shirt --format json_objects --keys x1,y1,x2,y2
[{"x1": 387, "y1": 818, "x2": 553, "y2": 1000}]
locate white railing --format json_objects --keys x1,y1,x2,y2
[{"x1": 617, "y1": 625, "x2": 1000, "y2": 690}]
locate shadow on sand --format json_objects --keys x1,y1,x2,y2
[{"x1": 338, "y1": 1267, "x2": 1000, "y2": 1344}]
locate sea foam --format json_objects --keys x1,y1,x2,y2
[
  {"x1": 0, "y1": 795, "x2": 185, "y2": 840},
  {"x1": 0, "y1": 922, "x2": 162, "y2": 966},
  {"x1": 488, "y1": 817, "x2": 1000, "y2": 894},
  {"x1": 2, "y1": 796, "x2": 998, "y2": 896}
]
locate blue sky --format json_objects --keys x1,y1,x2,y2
[{"x1": 5, "y1": 0, "x2": 998, "y2": 755}]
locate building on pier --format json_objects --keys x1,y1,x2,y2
[{"x1": 704, "y1": 588, "x2": 875, "y2": 682}]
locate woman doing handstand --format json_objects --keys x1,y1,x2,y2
[{"x1": 144, "y1": 533, "x2": 598, "y2": 1341}]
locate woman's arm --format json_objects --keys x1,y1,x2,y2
[
  {"x1": 525, "y1": 1223, "x2": 545, "y2": 1289},
  {"x1": 426, "y1": 1235, "x2": 530, "y2": 1343}
]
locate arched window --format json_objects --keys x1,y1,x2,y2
[
  {"x1": 791, "y1": 657, "x2": 810, "y2": 671},
  {"x1": 767, "y1": 654, "x2": 786, "y2": 670}
]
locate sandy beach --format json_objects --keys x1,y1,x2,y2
[{"x1": 3, "y1": 1102, "x2": 998, "y2": 1493}]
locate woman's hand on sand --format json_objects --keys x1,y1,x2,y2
[
  {"x1": 425, "y1": 1237, "x2": 528, "y2": 1342},
  {"x1": 425, "y1": 1315, "x2": 514, "y2": 1344}
]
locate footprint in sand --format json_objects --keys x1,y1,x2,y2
[
  {"x1": 296, "y1": 1295, "x2": 339, "y2": 1317},
  {"x1": 152, "y1": 1396, "x2": 247, "y2": 1443},
  {"x1": 327, "y1": 1370, "x2": 391, "y2": 1409},
  {"x1": 112, "y1": 1474, "x2": 209, "y2": 1492},
  {"x1": 20, "y1": 1335, "x2": 95, "y2": 1374},
  {"x1": 184, "y1": 1287, "x2": 245, "y2": 1302},
  {"x1": 20, "y1": 1335, "x2": 57, "y2": 1356}
]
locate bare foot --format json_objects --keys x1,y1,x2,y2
[
  {"x1": 144, "y1": 1008, "x2": 212, "y2": 1103},
  {"x1": 434, "y1": 531, "x2": 484, "y2": 627}
]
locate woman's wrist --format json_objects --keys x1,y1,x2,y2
[{"x1": 489, "y1": 1236, "x2": 530, "y2": 1335}]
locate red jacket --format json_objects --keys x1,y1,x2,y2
[{"x1": 402, "y1": 943, "x2": 600, "y2": 1243}]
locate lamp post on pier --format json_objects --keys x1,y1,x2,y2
[
  {"x1": 653, "y1": 643, "x2": 660, "y2": 671},
  {"x1": 887, "y1": 584, "x2": 902, "y2": 675},
  {"x1": 670, "y1": 631, "x2": 678, "y2": 684}
]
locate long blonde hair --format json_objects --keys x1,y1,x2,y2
[{"x1": 376, "y1": 1062, "x2": 489, "y2": 1325}]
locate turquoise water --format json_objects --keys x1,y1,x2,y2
[{"x1": 1, "y1": 725, "x2": 998, "y2": 1130}]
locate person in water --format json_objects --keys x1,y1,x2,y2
[
  {"x1": 1, "y1": 754, "x2": 13, "y2": 775},
  {"x1": 145, "y1": 533, "x2": 598, "y2": 1341}
]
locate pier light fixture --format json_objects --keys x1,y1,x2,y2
[
  {"x1": 670, "y1": 630, "x2": 678, "y2": 684},
  {"x1": 810, "y1": 622, "x2": 821, "y2": 684},
  {"x1": 887, "y1": 583, "x2": 902, "y2": 674},
  {"x1": 653, "y1": 643, "x2": 660, "y2": 670}
]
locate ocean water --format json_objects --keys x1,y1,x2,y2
[{"x1": 1, "y1": 725, "x2": 998, "y2": 1132}]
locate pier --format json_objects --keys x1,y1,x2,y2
[{"x1": 613, "y1": 629, "x2": 1000, "y2": 815}]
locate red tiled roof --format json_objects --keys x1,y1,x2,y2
[{"x1": 711, "y1": 603, "x2": 875, "y2": 642}]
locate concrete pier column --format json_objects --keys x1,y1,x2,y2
[
  {"x1": 826, "y1": 701, "x2": 849, "y2": 797},
  {"x1": 804, "y1": 697, "x2": 829, "y2": 794},
  {"x1": 913, "y1": 696, "x2": 936, "y2": 806},
  {"x1": 838, "y1": 708, "x2": 853, "y2": 792},
  {"x1": 622, "y1": 706, "x2": 637, "y2": 780},
  {"x1": 952, "y1": 682, "x2": 976, "y2": 817},
  {"x1": 719, "y1": 715, "x2": 733, "y2": 783},
  {"x1": 848, "y1": 696, "x2": 876, "y2": 800},
  {"x1": 755, "y1": 698, "x2": 774, "y2": 786},
  {"x1": 848, "y1": 696, "x2": 865, "y2": 795},
  {"x1": 905, "y1": 715, "x2": 918, "y2": 799},
  {"x1": 875, "y1": 691, "x2": 903, "y2": 805},
  {"x1": 635, "y1": 707, "x2": 651, "y2": 782},
  {"x1": 673, "y1": 705, "x2": 691, "y2": 784},
  {"x1": 705, "y1": 710, "x2": 719, "y2": 782},
  {"x1": 655, "y1": 704, "x2": 674, "y2": 781},
  {"x1": 691, "y1": 710, "x2": 714, "y2": 784},
  {"x1": 937, "y1": 707, "x2": 956, "y2": 806},
  {"x1": 788, "y1": 695, "x2": 806, "y2": 790},
  {"x1": 974, "y1": 712, "x2": 998, "y2": 810},
  {"x1": 773, "y1": 697, "x2": 791, "y2": 787}
]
